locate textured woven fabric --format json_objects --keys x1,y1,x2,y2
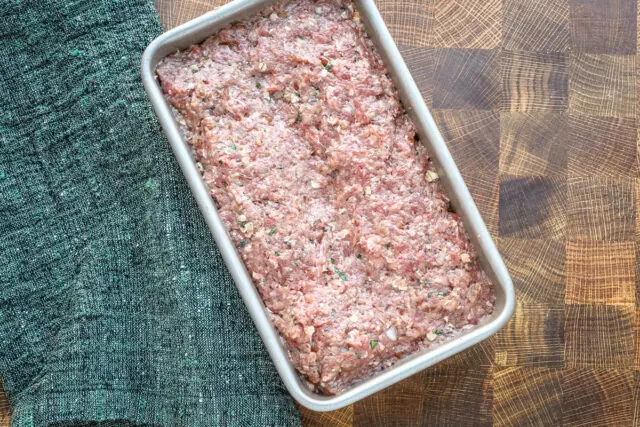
[{"x1": 0, "y1": 0, "x2": 300, "y2": 425}]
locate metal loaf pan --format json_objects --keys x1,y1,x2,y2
[{"x1": 141, "y1": 0, "x2": 515, "y2": 412}]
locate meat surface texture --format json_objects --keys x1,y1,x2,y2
[{"x1": 156, "y1": 0, "x2": 495, "y2": 394}]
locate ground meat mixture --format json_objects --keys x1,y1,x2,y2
[{"x1": 156, "y1": 0, "x2": 495, "y2": 394}]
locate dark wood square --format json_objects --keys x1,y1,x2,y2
[
  {"x1": 568, "y1": 0, "x2": 637, "y2": 54},
  {"x1": 433, "y1": 48, "x2": 502, "y2": 110},
  {"x1": 434, "y1": 110, "x2": 500, "y2": 234},
  {"x1": 499, "y1": 112, "x2": 568, "y2": 177},
  {"x1": 502, "y1": 0, "x2": 570, "y2": 52},
  {"x1": 562, "y1": 368, "x2": 635, "y2": 426},
  {"x1": 492, "y1": 367, "x2": 563, "y2": 426},
  {"x1": 566, "y1": 176, "x2": 635, "y2": 241},
  {"x1": 398, "y1": 45, "x2": 435, "y2": 107},
  {"x1": 494, "y1": 302, "x2": 565, "y2": 367},
  {"x1": 568, "y1": 53, "x2": 636, "y2": 118},
  {"x1": 564, "y1": 304, "x2": 635, "y2": 368},
  {"x1": 499, "y1": 175, "x2": 566, "y2": 239},
  {"x1": 420, "y1": 367, "x2": 493, "y2": 426},
  {"x1": 502, "y1": 51, "x2": 568, "y2": 112}
]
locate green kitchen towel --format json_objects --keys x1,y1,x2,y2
[{"x1": 0, "y1": 0, "x2": 301, "y2": 425}]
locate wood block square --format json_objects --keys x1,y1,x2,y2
[
  {"x1": 494, "y1": 302, "x2": 564, "y2": 367},
  {"x1": 421, "y1": 367, "x2": 493, "y2": 426},
  {"x1": 492, "y1": 367, "x2": 563, "y2": 427},
  {"x1": 431, "y1": 0, "x2": 501, "y2": 49},
  {"x1": 564, "y1": 304, "x2": 635, "y2": 368},
  {"x1": 502, "y1": 0, "x2": 569, "y2": 52},
  {"x1": 567, "y1": 176, "x2": 635, "y2": 241},
  {"x1": 496, "y1": 238, "x2": 565, "y2": 305},
  {"x1": 566, "y1": 241, "x2": 635, "y2": 304},
  {"x1": 502, "y1": 51, "x2": 568, "y2": 112},
  {"x1": 353, "y1": 374, "x2": 425, "y2": 427},
  {"x1": 637, "y1": 179, "x2": 640, "y2": 241},
  {"x1": 299, "y1": 405, "x2": 353, "y2": 427},
  {"x1": 499, "y1": 112, "x2": 568, "y2": 177},
  {"x1": 568, "y1": 53, "x2": 636, "y2": 118},
  {"x1": 433, "y1": 49, "x2": 502, "y2": 110},
  {"x1": 434, "y1": 110, "x2": 500, "y2": 234},
  {"x1": 398, "y1": 45, "x2": 435, "y2": 108},
  {"x1": 635, "y1": 372, "x2": 640, "y2": 425},
  {"x1": 434, "y1": 110, "x2": 500, "y2": 174},
  {"x1": 499, "y1": 175, "x2": 566, "y2": 239},
  {"x1": 377, "y1": 0, "x2": 433, "y2": 47},
  {"x1": 568, "y1": 0, "x2": 637, "y2": 54},
  {"x1": 637, "y1": 309, "x2": 640, "y2": 369},
  {"x1": 568, "y1": 115, "x2": 637, "y2": 179},
  {"x1": 562, "y1": 368, "x2": 635, "y2": 426}
]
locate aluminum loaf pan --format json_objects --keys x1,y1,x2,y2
[{"x1": 141, "y1": 0, "x2": 515, "y2": 412}]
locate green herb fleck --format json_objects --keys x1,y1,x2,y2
[
  {"x1": 356, "y1": 253, "x2": 362, "y2": 259},
  {"x1": 324, "y1": 62, "x2": 333, "y2": 71},
  {"x1": 219, "y1": 160, "x2": 223, "y2": 165},
  {"x1": 256, "y1": 82, "x2": 262, "y2": 89},
  {"x1": 238, "y1": 240, "x2": 247, "y2": 248},
  {"x1": 295, "y1": 114, "x2": 302, "y2": 123},
  {"x1": 238, "y1": 220, "x2": 248, "y2": 227},
  {"x1": 385, "y1": 242, "x2": 392, "y2": 249},
  {"x1": 190, "y1": 64, "x2": 199, "y2": 73},
  {"x1": 425, "y1": 281, "x2": 433, "y2": 287},
  {"x1": 336, "y1": 269, "x2": 348, "y2": 281},
  {"x1": 229, "y1": 144, "x2": 237, "y2": 150},
  {"x1": 269, "y1": 226, "x2": 277, "y2": 236},
  {"x1": 435, "y1": 329, "x2": 442, "y2": 335},
  {"x1": 330, "y1": 258, "x2": 335, "y2": 264},
  {"x1": 437, "y1": 291, "x2": 447, "y2": 297},
  {"x1": 369, "y1": 340, "x2": 378, "y2": 349},
  {"x1": 274, "y1": 251, "x2": 280, "y2": 256},
  {"x1": 355, "y1": 352, "x2": 361, "y2": 359},
  {"x1": 216, "y1": 85, "x2": 224, "y2": 89},
  {"x1": 330, "y1": 309, "x2": 336, "y2": 318}
]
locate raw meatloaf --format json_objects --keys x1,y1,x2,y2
[{"x1": 157, "y1": 0, "x2": 495, "y2": 394}]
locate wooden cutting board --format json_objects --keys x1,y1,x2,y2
[
  {"x1": 2, "y1": 0, "x2": 637, "y2": 425},
  {"x1": 155, "y1": 1, "x2": 640, "y2": 425}
]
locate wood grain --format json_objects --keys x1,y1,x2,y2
[
  {"x1": 431, "y1": 0, "x2": 501, "y2": 49},
  {"x1": 567, "y1": 115, "x2": 637, "y2": 179},
  {"x1": 432, "y1": 49, "x2": 502, "y2": 110},
  {"x1": 498, "y1": 175, "x2": 566, "y2": 238},
  {"x1": 492, "y1": 367, "x2": 563, "y2": 426},
  {"x1": 502, "y1": 0, "x2": 569, "y2": 52},
  {"x1": 566, "y1": 241, "x2": 636, "y2": 305},
  {"x1": 564, "y1": 304, "x2": 635, "y2": 368},
  {"x1": 566, "y1": 176, "x2": 636, "y2": 241},
  {"x1": 499, "y1": 112, "x2": 567, "y2": 177},
  {"x1": 496, "y1": 238, "x2": 565, "y2": 305},
  {"x1": 568, "y1": 0, "x2": 637, "y2": 54},
  {"x1": 4, "y1": 0, "x2": 640, "y2": 426},
  {"x1": 562, "y1": 368, "x2": 635, "y2": 426},
  {"x1": 494, "y1": 302, "x2": 565, "y2": 367},
  {"x1": 501, "y1": 51, "x2": 568, "y2": 112},
  {"x1": 568, "y1": 53, "x2": 636, "y2": 118}
]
